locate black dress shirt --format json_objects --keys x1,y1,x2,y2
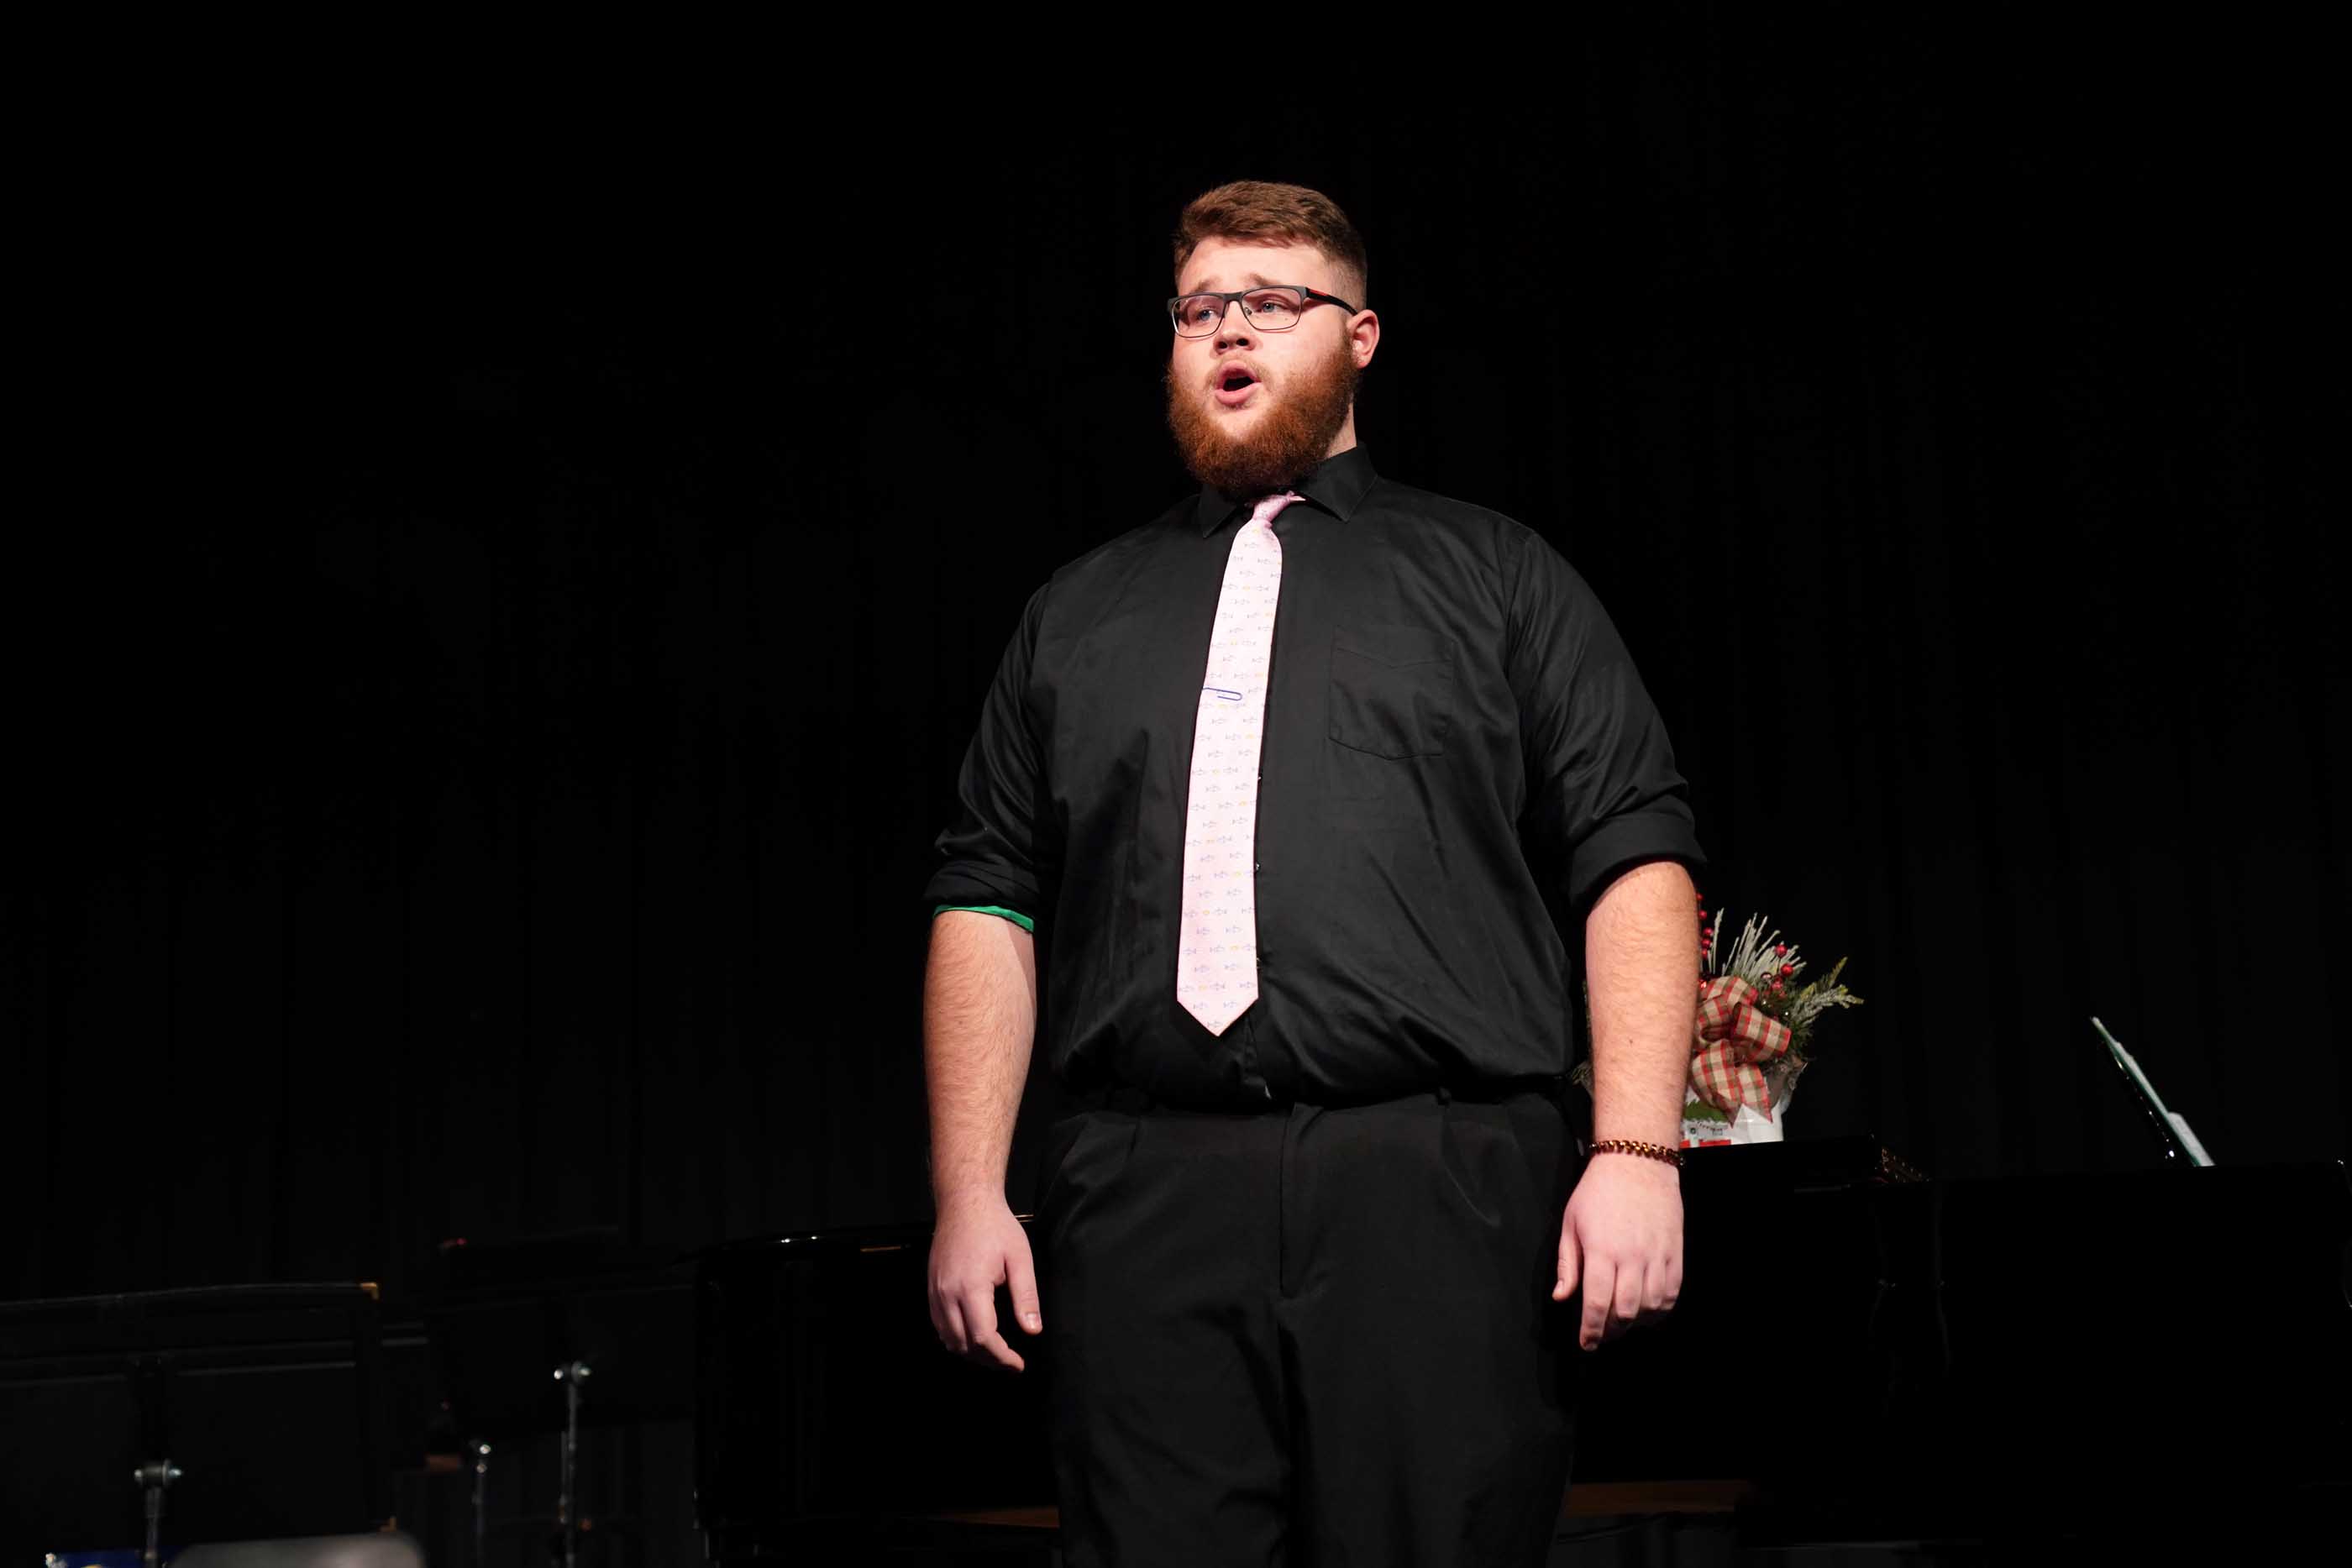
[{"x1": 924, "y1": 444, "x2": 1704, "y2": 1109}]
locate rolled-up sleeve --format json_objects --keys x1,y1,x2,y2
[
  {"x1": 1505, "y1": 527, "x2": 1705, "y2": 912},
  {"x1": 921, "y1": 581, "x2": 1057, "y2": 931}
]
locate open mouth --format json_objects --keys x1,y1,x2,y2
[{"x1": 1214, "y1": 366, "x2": 1259, "y2": 406}]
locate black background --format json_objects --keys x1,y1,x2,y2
[{"x1": 7, "y1": 31, "x2": 2346, "y2": 1559}]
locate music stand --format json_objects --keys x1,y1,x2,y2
[
  {"x1": 0, "y1": 1283, "x2": 393, "y2": 1561},
  {"x1": 2092, "y1": 1015, "x2": 2215, "y2": 1166},
  {"x1": 423, "y1": 1232, "x2": 692, "y2": 1565}
]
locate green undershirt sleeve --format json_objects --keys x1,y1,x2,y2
[{"x1": 932, "y1": 904, "x2": 1037, "y2": 935}]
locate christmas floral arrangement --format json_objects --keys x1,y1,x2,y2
[{"x1": 1573, "y1": 899, "x2": 1864, "y2": 1146}]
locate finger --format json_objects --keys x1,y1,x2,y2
[
  {"x1": 937, "y1": 1289, "x2": 969, "y2": 1356},
  {"x1": 1656, "y1": 1252, "x2": 1682, "y2": 1315},
  {"x1": 961, "y1": 1287, "x2": 1024, "y2": 1372},
  {"x1": 1553, "y1": 1216, "x2": 1581, "y2": 1303},
  {"x1": 1605, "y1": 1257, "x2": 1646, "y2": 1343},
  {"x1": 1578, "y1": 1255, "x2": 1614, "y2": 1350},
  {"x1": 1008, "y1": 1252, "x2": 1044, "y2": 1336},
  {"x1": 968, "y1": 1324, "x2": 1026, "y2": 1373}
]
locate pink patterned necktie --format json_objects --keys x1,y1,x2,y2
[{"x1": 1177, "y1": 490, "x2": 1300, "y2": 1035}]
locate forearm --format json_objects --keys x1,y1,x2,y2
[
  {"x1": 1584, "y1": 859, "x2": 1699, "y2": 1147},
  {"x1": 923, "y1": 910, "x2": 1039, "y2": 1210}
]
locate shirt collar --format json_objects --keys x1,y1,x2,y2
[{"x1": 1192, "y1": 443, "x2": 1378, "y2": 537}]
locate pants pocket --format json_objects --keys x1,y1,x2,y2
[
  {"x1": 1502, "y1": 1090, "x2": 1571, "y2": 1215},
  {"x1": 1038, "y1": 1109, "x2": 1141, "y2": 1221},
  {"x1": 1439, "y1": 1099, "x2": 1525, "y2": 1230}
]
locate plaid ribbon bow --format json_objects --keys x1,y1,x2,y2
[{"x1": 1691, "y1": 975, "x2": 1793, "y2": 1116}]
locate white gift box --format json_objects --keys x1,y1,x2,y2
[{"x1": 1678, "y1": 1078, "x2": 1795, "y2": 1149}]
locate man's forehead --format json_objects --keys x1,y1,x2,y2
[{"x1": 1179, "y1": 239, "x2": 1331, "y2": 292}]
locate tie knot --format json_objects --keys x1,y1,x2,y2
[{"x1": 1250, "y1": 491, "x2": 1303, "y2": 527}]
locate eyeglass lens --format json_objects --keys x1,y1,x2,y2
[{"x1": 1173, "y1": 288, "x2": 1305, "y2": 336}]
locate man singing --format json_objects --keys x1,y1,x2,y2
[{"x1": 922, "y1": 180, "x2": 1703, "y2": 1567}]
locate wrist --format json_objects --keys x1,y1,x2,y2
[
  {"x1": 1587, "y1": 1137, "x2": 1684, "y2": 1171},
  {"x1": 932, "y1": 1175, "x2": 1008, "y2": 1213}
]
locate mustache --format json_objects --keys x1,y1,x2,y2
[{"x1": 1163, "y1": 339, "x2": 1359, "y2": 496}]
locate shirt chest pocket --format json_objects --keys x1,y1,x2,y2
[{"x1": 1327, "y1": 623, "x2": 1456, "y2": 759}]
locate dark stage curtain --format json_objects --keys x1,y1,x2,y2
[{"x1": 7, "y1": 52, "x2": 2342, "y2": 1319}]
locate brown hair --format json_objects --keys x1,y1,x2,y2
[{"x1": 1173, "y1": 181, "x2": 1368, "y2": 307}]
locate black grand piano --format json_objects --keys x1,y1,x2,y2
[{"x1": 694, "y1": 1140, "x2": 2351, "y2": 1558}]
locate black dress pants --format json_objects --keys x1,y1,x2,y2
[{"x1": 1036, "y1": 1083, "x2": 1579, "y2": 1568}]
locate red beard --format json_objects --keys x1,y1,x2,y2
[{"x1": 1164, "y1": 333, "x2": 1361, "y2": 497}]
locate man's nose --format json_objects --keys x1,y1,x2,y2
[{"x1": 1214, "y1": 299, "x2": 1255, "y2": 349}]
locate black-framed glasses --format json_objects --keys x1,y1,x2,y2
[{"x1": 1166, "y1": 283, "x2": 1357, "y2": 337}]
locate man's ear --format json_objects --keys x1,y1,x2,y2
[{"x1": 1351, "y1": 308, "x2": 1382, "y2": 371}]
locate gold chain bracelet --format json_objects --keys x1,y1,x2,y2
[{"x1": 1588, "y1": 1138, "x2": 1684, "y2": 1169}]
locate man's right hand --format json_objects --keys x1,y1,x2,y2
[{"x1": 927, "y1": 1192, "x2": 1044, "y2": 1373}]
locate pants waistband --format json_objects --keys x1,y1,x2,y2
[{"x1": 1070, "y1": 1074, "x2": 1564, "y2": 1114}]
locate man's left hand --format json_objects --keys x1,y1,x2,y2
[{"x1": 1551, "y1": 1153, "x2": 1683, "y2": 1350}]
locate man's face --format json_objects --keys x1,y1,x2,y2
[{"x1": 1164, "y1": 237, "x2": 1377, "y2": 496}]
